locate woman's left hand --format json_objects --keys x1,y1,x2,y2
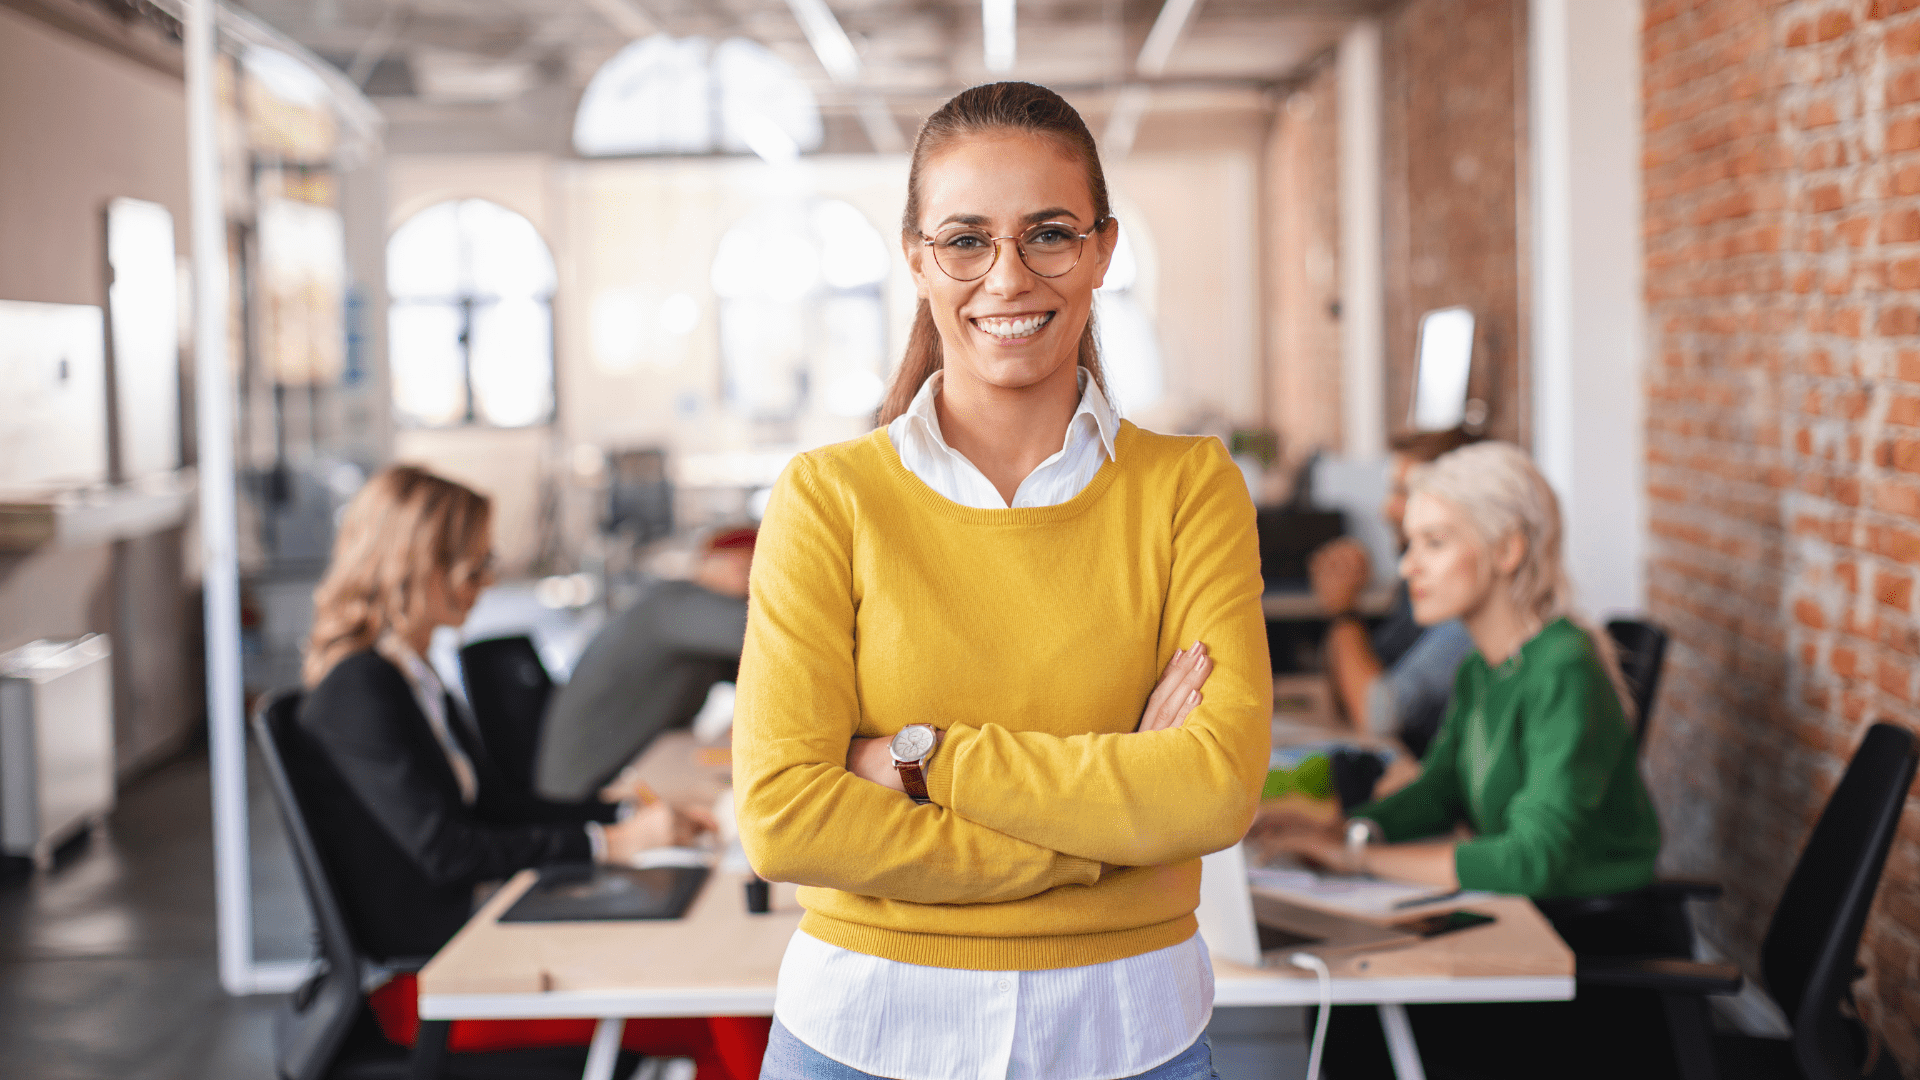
[{"x1": 847, "y1": 737, "x2": 906, "y2": 792}]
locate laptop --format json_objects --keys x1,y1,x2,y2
[{"x1": 1196, "y1": 843, "x2": 1417, "y2": 966}]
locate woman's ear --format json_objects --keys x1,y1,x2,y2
[
  {"x1": 1494, "y1": 532, "x2": 1528, "y2": 578},
  {"x1": 904, "y1": 233, "x2": 931, "y2": 300},
  {"x1": 1089, "y1": 217, "x2": 1119, "y2": 291}
]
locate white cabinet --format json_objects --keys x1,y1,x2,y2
[{"x1": 0, "y1": 635, "x2": 116, "y2": 867}]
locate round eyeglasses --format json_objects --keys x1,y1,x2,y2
[{"x1": 918, "y1": 218, "x2": 1109, "y2": 282}]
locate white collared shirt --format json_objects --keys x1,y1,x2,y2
[
  {"x1": 773, "y1": 368, "x2": 1214, "y2": 1080},
  {"x1": 383, "y1": 637, "x2": 479, "y2": 806},
  {"x1": 886, "y1": 368, "x2": 1119, "y2": 509}
]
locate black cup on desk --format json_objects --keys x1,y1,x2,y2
[{"x1": 744, "y1": 875, "x2": 771, "y2": 914}]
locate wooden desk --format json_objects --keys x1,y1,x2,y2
[{"x1": 421, "y1": 873, "x2": 1569, "y2": 1080}]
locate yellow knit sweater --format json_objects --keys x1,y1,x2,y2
[{"x1": 733, "y1": 423, "x2": 1271, "y2": 971}]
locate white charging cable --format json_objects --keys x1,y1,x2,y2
[{"x1": 1288, "y1": 951, "x2": 1333, "y2": 1080}]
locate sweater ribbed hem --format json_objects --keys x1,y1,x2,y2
[{"x1": 795, "y1": 910, "x2": 1200, "y2": 972}]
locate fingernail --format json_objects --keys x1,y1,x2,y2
[{"x1": 1187, "y1": 690, "x2": 1200, "y2": 705}]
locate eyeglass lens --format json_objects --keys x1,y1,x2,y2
[{"x1": 931, "y1": 223, "x2": 1086, "y2": 281}]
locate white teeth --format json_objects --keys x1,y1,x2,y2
[{"x1": 974, "y1": 313, "x2": 1053, "y2": 339}]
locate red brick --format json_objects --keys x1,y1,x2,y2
[
  {"x1": 1796, "y1": 596, "x2": 1829, "y2": 629},
  {"x1": 1878, "y1": 571, "x2": 1916, "y2": 610},
  {"x1": 1892, "y1": 21, "x2": 1920, "y2": 56},
  {"x1": 1883, "y1": 209, "x2": 1920, "y2": 242}
]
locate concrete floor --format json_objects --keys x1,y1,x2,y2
[
  {"x1": 0, "y1": 733, "x2": 1308, "y2": 1080},
  {"x1": 0, "y1": 751, "x2": 305, "y2": 1080}
]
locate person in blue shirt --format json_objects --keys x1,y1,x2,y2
[{"x1": 1310, "y1": 428, "x2": 1480, "y2": 757}]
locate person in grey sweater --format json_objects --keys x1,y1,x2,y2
[{"x1": 533, "y1": 528, "x2": 755, "y2": 801}]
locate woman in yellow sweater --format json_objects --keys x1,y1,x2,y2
[{"x1": 733, "y1": 82, "x2": 1271, "y2": 1080}]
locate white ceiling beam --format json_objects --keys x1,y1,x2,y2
[
  {"x1": 983, "y1": 0, "x2": 1016, "y2": 73},
  {"x1": 578, "y1": 0, "x2": 658, "y2": 40},
  {"x1": 1136, "y1": 0, "x2": 1204, "y2": 78}
]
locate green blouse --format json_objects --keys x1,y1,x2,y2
[{"x1": 1354, "y1": 618, "x2": 1661, "y2": 899}]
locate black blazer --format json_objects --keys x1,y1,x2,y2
[{"x1": 291, "y1": 649, "x2": 617, "y2": 960}]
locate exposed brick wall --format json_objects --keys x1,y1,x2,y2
[
  {"x1": 1266, "y1": 58, "x2": 1345, "y2": 468},
  {"x1": 1381, "y1": 0, "x2": 1530, "y2": 445},
  {"x1": 1643, "y1": 0, "x2": 1920, "y2": 1069}
]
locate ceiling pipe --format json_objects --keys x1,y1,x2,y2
[
  {"x1": 785, "y1": 0, "x2": 861, "y2": 82},
  {"x1": 1102, "y1": 83, "x2": 1152, "y2": 160},
  {"x1": 1136, "y1": 0, "x2": 1204, "y2": 78},
  {"x1": 983, "y1": 0, "x2": 1016, "y2": 73},
  {"x1": 783, "y1": 0, "x2": 908, "y2": 153}
]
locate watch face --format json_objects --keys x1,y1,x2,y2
[{"x1": 891, "y1": 725, "x2": 936, "y2": 761}]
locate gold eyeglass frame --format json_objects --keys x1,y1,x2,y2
[{"x1": 916, "y1": 217, "x2": 1113, "y2": 282}]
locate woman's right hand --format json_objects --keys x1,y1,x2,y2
[
  {"x1": 598, "y1": 800, "x2": 717, "y2": 865},
  {"x1": 1137, "y1": 642, "x2": 1213, "y2": 731}
]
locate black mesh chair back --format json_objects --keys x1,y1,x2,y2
[
  {"x1": 1762, "y1": 722, "x2": 1916, "y2": 1079},
  {"x1": 252, "y1": 690, "x2": 366, "y2": 1080},
  {"x1": 458, "y1": 636, "x2": 552, "y2": 796},
  {"x1": 1606, "y1": 619, "x2": 1669, "y2": 747},
  {"x1": 254, "y1": 690, "x2": 642, "y2": 1080}
]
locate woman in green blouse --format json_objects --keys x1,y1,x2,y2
[
  {"x1": 1264, "y1": 440, "x2": 1659, "y2": 895},
  {"x1": 1262, "y1": 441, "x2": 1663, "y2": 1079}
]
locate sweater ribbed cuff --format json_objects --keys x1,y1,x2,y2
[{"x1": 1051, "y1": 854, "x2": 1103, "y2": 888}]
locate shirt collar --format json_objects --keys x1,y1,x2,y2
[
  {"x1": 902, "y1": 367, "x2": 1119, "y2": 463},
  {"x1": 382, "y1": 635, "x2": 446, "y2": 702}
]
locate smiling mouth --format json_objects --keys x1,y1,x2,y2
[{"x1": 972, "y1": 312, "x2": 1055, "y2": 340}]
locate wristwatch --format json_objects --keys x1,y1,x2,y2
[{"x1": 889, "y1": 724, "x2": 942, "y2": 804}]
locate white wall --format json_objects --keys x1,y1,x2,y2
[{"x1": 1530, "y1": 0, "x2": 1646, "y2": 617}]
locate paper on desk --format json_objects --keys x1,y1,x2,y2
[{"x1": 1248, "y1": 864, "x2": 1490, "y2": 919}]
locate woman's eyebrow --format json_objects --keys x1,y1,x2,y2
[{"x1": 934, "y1": 208, "x2": 1085, "y2": 228}]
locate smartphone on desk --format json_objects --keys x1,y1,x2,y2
[{"x1": 1401, "y1": 909, "x2": 1496, "y2": 938}]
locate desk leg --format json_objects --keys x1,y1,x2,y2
[
  {"x1": 582, "y1": 1016, "x2": 626, "y2": 1080},
  {"x1": 1376, "y1": 1003, "x2": 1427, "y2": 1080}
]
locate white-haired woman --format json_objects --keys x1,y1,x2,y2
[
  {"x1": 1264, "y1": 440, "x2": 1659, "y2": 895},
  {"x1": 1261, "y1": 441, "x2": 1661, "y2": 1080}
]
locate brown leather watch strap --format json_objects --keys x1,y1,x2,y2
[{"x1": 896, "y1": 760, "x2": 931, "y2": 803}]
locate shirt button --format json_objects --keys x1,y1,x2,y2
[{"x1": 996, "y1": 978, "x2": 1012, "y2": 993}]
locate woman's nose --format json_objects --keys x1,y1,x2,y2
[{"x1": 981, "y1": 236, "x2": 1036, "y2": 295}]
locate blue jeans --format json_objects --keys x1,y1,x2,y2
[{"x1": 759, "y1": 1019, "x2": 1220, "y2": 1080}]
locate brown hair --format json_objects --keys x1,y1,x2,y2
[
  {"x1": 302, "y1": 465, "x2": 492, "y2": 687},
  {"x1": 878, "y1": 81, "x2": 1115, "y2": 425},
  {"x1": 1389, "y1": 427, "x2": 1484, "y2": 464}
]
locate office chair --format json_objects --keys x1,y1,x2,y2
[
  {"x1": 252, "y1": 690, "x2": 631, "y2": 1080},
  {"x1": 458, "y1": 636, "x2": 552, "y2": 797},
  {"x1": 1605, "y1": 619, "x2": 1669, "y2": 748},
  {"x1": 1577, "y1": 722, "x2": 1916, "y2": 1080}
]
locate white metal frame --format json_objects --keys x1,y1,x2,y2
[{"x1": 182, "y1": 0, "x2": 380, "y2": 995}]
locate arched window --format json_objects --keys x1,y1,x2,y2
[
  {"x1": 386, "y1": 199, "x2": 556, "y2": 428},
  {"x1": 710, "y1": 199, "x2": 889, "y2": 422},
  {"x1": 573, "y1": 34, "x2": 823, "y2": 159}
]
